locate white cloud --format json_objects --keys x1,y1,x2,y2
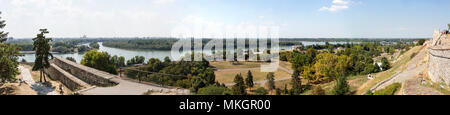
[
  {"x1": 319, "y1": 0, "x2": 351, "y2": 12},
  {"x1": 332, "y1": 0, "x2": 349, "y2": 5},
  {"x1": 153, "y1": 0, "x2": 176, "y2": 5}
]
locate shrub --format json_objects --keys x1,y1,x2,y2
[
  {"x1": 374, "y1": 83, "x2": 401, "y2": 95},
  {"x1": 255, "y1": 87, "x2": 268, "y2": 95},
  {"x1": 312, "y1": 85, "x2": 326, "y2": 95},
  {"x1": 197, "y1": 85, "x2": 230, "y2": 95},
  {"x1": 365, "y1": 90, "x2": 374, "y2": 95}
]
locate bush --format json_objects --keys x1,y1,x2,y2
[
  {"x1": 312, "y1": 85, "x2": 326, "y2": 95},
  {"x1": 417, "y1": 39, "x2": 425, "y2": 46},
  {"x1": 374, "y1": 83, "x2": 401, "y2": 95},
  {"x1": 66, "y1": 57, "x2": 76, "y2": 63},
  {"x1": 365, "y1": 90, "x2": 374, "y2": 95},
  {"x1": 197, "y1": 85, "x2": 230, "y2": 95},
  {"x1": 255, "y1": 87, "x2": 268, "y2": 95}
]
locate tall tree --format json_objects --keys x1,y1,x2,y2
[
  {"x1": 81, "y1": 50, "x2": 118, "y2": 74},
  {"x1": 290, "y1": 70, "x2": 302, "y2": 95},
  {"x1": 245, "y1": 70, "x2": 254, "y2": 90},
  {"x1": 32, "y1": 29, "x2": 53, "y2": 82},
  {"x1": 0, "y1": 11, "x2": 7, "y2": 43},
  {"x1": 0, "y1": 11, "x2": 22, "y2": 82},
  {"x1": 381, "y1": 57, "x2": 391, "y2": 71},
  {"x1": 266, "y1": 72, "x2": 276, "y2": 94},
  {"x1": 331, "y1": 75, "x2": 350, "y2": 95},
  {"x1": 448, "y1": 24, "x2": 450, "y2": 30},
  {"x1": 232, "y1": 74, "x2": 247, "y2": 95}
]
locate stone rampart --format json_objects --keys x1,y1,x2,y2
[
  {"x1": 428, "y1": 48, "x2": 450, "y2": 85},
  {"x1": 51, "y1": 57, "x2": 118, "y2": 87},
  {"x1": 45, "y1": 64, "x2": 91, "y2": 91}
]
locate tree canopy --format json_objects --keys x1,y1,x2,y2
[
  {"x1": 32, "y1": 29, "x2": 53, "y2": 82},
  {"x1": 81, "y1": 50, "x2": 118, "y2": 74},
  {"x1": 0, "y1": 11, "x2": 22, "y2": 82}
]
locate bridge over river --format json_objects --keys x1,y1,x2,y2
[{"x1": 45, "y1": 57, "x2": 190, "y2": 95}]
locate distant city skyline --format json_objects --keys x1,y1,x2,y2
[{"x1": 0, "y1": 0, "x2": 449, "y2": 38}]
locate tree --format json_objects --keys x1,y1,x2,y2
[
  {"x1": 312, "y1": 85, "x2": 326, "y2": 95},
  {"x1": 232, "y1": 74, "x2": 247, "y2": 95},
  {"x1": 290, "y1": 70, "x2": 302, "y2": 95},
  {"x1": 331, "y1": 76, "x2": 350, "y2": 95},
  {"x1": 0, "y1": 11, "x2": 22, "y2": 82},
  {"x1": 81, "y1": 50, "x2": 118, "y2": 74},
  {"x1": 164, "y1": 56, "x2": 171, "y2": 63},
  {"x1": 118, "y1": 56, "x2": 126, "y2": 67},
  {"x1": 266, "y1": 72, "x2": 276, "y2": 94},
  {"x1": 66, "y1": 57, "x2": 76, "y2": 63},
  {"x1": 89, "y1": 42, "x2": 100, "y2": 49},
  {"x1": 448, "y1": 24, "x2": 450, "y2": 30},
  {"x1": 197, "y1": 85, "x2": 230, "y2": 95},
  {"x1": 0, "y1": 11, "x2": 7, "y2": 43},
  {"x1": 32, "y1": 29, "x2": 53, "y2": 82},
  {"x1": 245, "y1": 70, "x2": 254, "y2": 90},
  {"x1": 381, "y1": 57, "x2": 391, "y2": 71},
  {"x1": 417, "y1": 39, "x2": 426, "y2": 46},
  {"x1": 254, "y1": 87, "x2": 268, "y2": 95}
]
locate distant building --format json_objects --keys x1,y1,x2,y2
[
  {"x1": 292, "y1": 46, "x2": 298, "y2": 50},
  {"x1": 337, "y1": 46, "x2": 344, "y2": 50},
  {"x1": 7, "y1": 37, "x2": 13, "y2": 41},
  {"x1": 82, "y1": 35, "x2": 87, "y2": 39}
]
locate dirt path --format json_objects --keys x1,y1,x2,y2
[
  {"x1": 373, "y1": 46, "x2": 440, "y2": 95},
  {"x1": 403, "y1": 78, "x2": 441, "y2": 95},
  {"x1": 18, "y1": 66, "x2": 59, "y2": 95},
  {"x1": 79, "y1": 78, "x2": 190, "y2": 95},
  {"x1": 373, "y1": 48, "x2": 427, "y2": 90}
]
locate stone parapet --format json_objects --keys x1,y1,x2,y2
[
  {"x1": 52, "y1": 57, "x2": 118, "y2": 87},
  {"x1": 45, "y1": 64, "x2": 91, "y2": 91}
]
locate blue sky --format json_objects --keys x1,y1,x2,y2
[{"x1": 0, "y1": 0, "x2": 449, "y2": 38}]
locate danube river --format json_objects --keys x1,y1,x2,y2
[{"x1": 20, "y1": 41, "x2": 351, "y2": 63}]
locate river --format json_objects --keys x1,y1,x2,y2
[{"x1": 20, "y1": 41, "x2": 354, "y2": 63}]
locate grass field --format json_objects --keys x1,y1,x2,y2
[
  {"x1": 210, "y1": 61, "x2": 263, "y2": 69},
  {"x1": 215, "y1": 68, "x2": 291, "y2": 84}
]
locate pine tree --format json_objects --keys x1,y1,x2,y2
[
  {"x1": 0, "y1": 12, "x2": 8, "y2": 43},
  {"x1": 332, "y1": 75, "x2": 350, "y2": 95},
  {"x1": 266, "y1": 72, "x2": 276, "y2": 94},
  {"x1": 381, "y1": 57, "x2": 391, "y2": 71},
  {"x1": 290, "y1": 70, "x2": 302, "y2": 95},
  {"x1": 0, "y1": 11, "x2": 21, "y2": 82},
  {"x1": 232, "y1": 74, "x2": 247, "y2": 95},
  {"x1": 245, "y1": 70, "x2": 254, "y2": 90},
  {"x1": 32, "y1": 29, "x2": 53, "y2": 82}
]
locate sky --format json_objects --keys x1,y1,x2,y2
[{"x1": 0, "y1": 0, "x2": 449, "y2": 38}]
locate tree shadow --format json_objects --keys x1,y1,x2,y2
[
  {"x1": 30, "y1": 82, "x2": 56, "y2": 95},
  {"x1": 0, "y1": 87, "x2": 14, "y2": 95}
]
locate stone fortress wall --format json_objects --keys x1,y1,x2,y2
[
  {"x1": 45, "y1": 63, "x2": 91, "y2": 91},
  {"x1": 428, "y1": 29, "x2": 450, "y2": 86},
  {"x1": 45, "y1": 57, "x2": 118, "y2": 90}
]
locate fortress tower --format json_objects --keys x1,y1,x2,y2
[{"x1": 428, "y1": 29, "x2": 450, "y2": 86}]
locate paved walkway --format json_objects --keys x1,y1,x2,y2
[
  {"x1": 403, "y1": 78, "x2": 441, "y2": 95},
  {"x1": 18, "y1": 66, "x2": 59, "y2": 95},
  {"x1": 80, "y1": 78, "x2": 190, "y2": 95}
]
